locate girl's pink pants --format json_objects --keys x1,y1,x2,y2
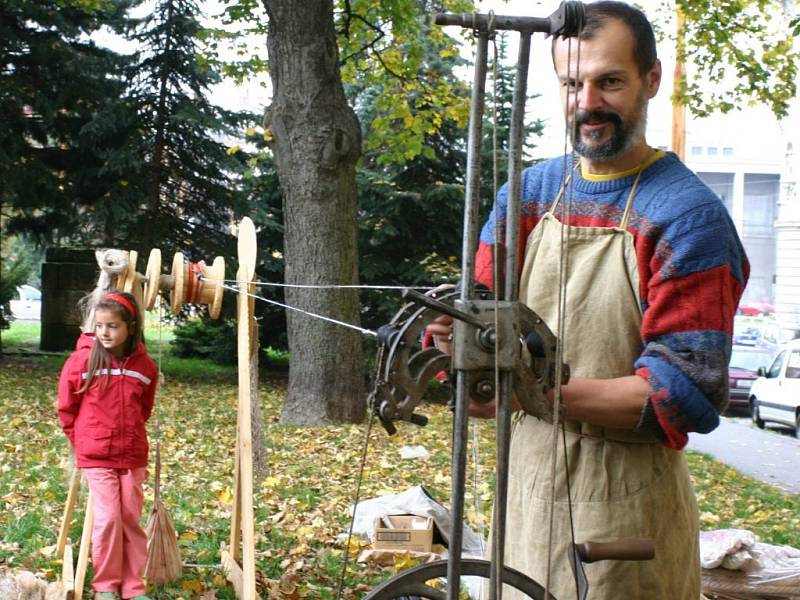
[{"x1": 84, "y1": 467, "x2": 148, "y2": 598}]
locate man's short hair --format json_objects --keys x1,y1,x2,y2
[{"x1": 555, "y1": 1, "x2": 658, "y2": 76}]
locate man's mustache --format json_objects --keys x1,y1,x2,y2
[{"x1": 574, "y1": 110, "x2": 622, "y2": 127}]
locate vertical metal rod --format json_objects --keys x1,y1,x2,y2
[
  {"x1": 448, "y1": 31, "x2": 489, "y2": 600},
  {"x1": 460, "y1": 32, "x2": 489, "y2": 295},
  {"x1": 491, "y1": 32, "x2": 532, "y2": 600},
  {"x1": 504, "y1": 33, "x2": 532, "y2": 301},
  {"x1": 490, "y1": 370, "x2": 514, "y2": 600},
  {"x1": 449, "y1": 375, "x2": 471, "y2": 600}
]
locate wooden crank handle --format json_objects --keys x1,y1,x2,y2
[{"x1": 575, "y1": 538, "x2": 655, "y2": 564}]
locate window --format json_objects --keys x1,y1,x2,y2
[
  {"x1": 723, "y1": 147, "x2": 734, "y2": 156},
  {"x1": 768, "y1": 351, "x2": 785, "y2": 379},
  {"x1": 698, "y1": 172, "x2": 734, "y2": 214},
  {"x1": 707, "y1": 147, "x2": 718, "y2": 156},
  {"x1": 743, "y1": 173, "x2": 779, "y2": 236},
  {"x1": 786, "y1": 351, "x2": 800, "y2": 379},
  {"x1": 691, "y1": 146, "x2": 703, "y2": 155}
]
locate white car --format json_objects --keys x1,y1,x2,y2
[
  {"x1": 9, "y1": 285, "x2": 41, "y2": 321},
  {"x1": 749, "y1": 339, "x2": 800, "y2": 438}
]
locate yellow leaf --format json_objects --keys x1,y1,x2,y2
[
  {"x1": 393, "y1": 551, "x2": 421, "y2": 572},
  {"x1": 700, "y1": 512, "x2": 720, "y2": 525},
  {"x1": 226, "y1": 145, "x2": 241, "y2": 155},
  {"x1": 218, "y1": 487, "x2": 233, "y2": 505},
  {"x1": 182, "y1": 578, "x2": 204, "y2": 594}
]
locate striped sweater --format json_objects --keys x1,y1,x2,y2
[{"x1": 475, "y1": 152, "x2": 749, "y2": 449}]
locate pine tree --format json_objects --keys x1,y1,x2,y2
[
  {"x1": 0, "y1": 0, "x2": 135, "y2": 245},
  {"x1": 121, "y1": 0, "x2": 256, "y2": 260}
]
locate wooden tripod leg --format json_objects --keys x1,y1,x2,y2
[
  {"x1": 57, "y1": 466, "x2": 82, "y2": 558},
  {"x1": 74, "y1": 492, "x2": 93, "y2": 600},
  {"x1": 62, "y1": 539, "x2": 75, "y2": 600}
]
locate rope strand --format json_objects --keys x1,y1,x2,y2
[
  {"x1": 217, "y1": 282, "x2": 378, "y2": 338},
  {"x1": 201, "y1": 276, "x2": 440, "y2": 291}
]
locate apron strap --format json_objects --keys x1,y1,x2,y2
[
  {"x1": 619, "y1": 168, "x2": 644, "y2": 230},
  {"x1": 549, "y1": 160, "x2": 646, "y2": 229},
  {"x1": 549, "y1": 164, "x2": 577, "y2": 214}
]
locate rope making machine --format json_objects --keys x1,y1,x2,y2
[{"x1": 359, "y1": 3, "x2": 655, "y2": 599}]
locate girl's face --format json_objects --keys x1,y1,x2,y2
[{"x1": 94, "y1": 308, "x2": 131, "y2": 358}]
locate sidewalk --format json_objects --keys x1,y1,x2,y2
[{"x1": 687, "y1": 417, "x2": 800, "y2": 495}]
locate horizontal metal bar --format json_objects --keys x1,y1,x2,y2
[
  {"x1": 402, "y1": 288, "x2": 487, "y2": 330},
  {"x1": 433, "y1": 13, "x2": 551, "y2": 33},
  {"x1": 433, "y1": 2, "x2": 584, "y2": 37}
]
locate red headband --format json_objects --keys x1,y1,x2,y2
[{"x1": 103, "y1": 293, "x2": 136, "y2": 319}]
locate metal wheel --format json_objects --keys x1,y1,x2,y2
[
  {"x1": 751, "y1": 399, "x2": 764, "y2": 429},
  {"x1": 365, "y1": 558, "x2": 553, "y2": 599}
]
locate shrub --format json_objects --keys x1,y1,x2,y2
[{"x1": 170, "y1": 317, "x2": 237, "y2": 365}]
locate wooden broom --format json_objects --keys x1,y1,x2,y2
[
  {"x1": 144, "y1": 443, "x2": 182, "y2": 584},
  {"x1": 144, "y1": 300, "x2": 181, "y2": 585}
]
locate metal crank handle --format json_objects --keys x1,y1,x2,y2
[
  {"x1": 575, "y1": 538, "x2": 655, "y2": 563},
  {"x1": 402, "y1": 288, "x2": 486, "y2": 330}
]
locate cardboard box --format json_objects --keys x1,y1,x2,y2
[{"x1": 372, "y1": 515, "x2": 434, "y2": 553}]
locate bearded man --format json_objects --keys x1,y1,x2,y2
[{"x1": 429, "y1": 1, "x2": 749, "y2": 598}]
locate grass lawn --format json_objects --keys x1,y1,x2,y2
[{"x1": 1, "y1": 321, "x2": 799, "y2": 598}]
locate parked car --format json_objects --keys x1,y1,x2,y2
[
  {"x1": 749, "y1": 339, "x2": 800, "y2": 438},
  {"x1": 728, "y1": 345, "x2": 774, "y2": 411},
  {"x1": 733, "y1": 324, "x2": 761, "y2": 346},
  {"x1": 738, "y1": 301, "x2": 775, "y2": 316},
  {"x1": 9, "y1": 285, "x2": 41, "y2": 321}
]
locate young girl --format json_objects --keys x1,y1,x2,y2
[{"x1": 58, "y1": 291, "x2": 157, "y2": 600}]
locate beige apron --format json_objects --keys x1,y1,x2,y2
[{"x1": 497, "y1": 171, "x2": 701, "y2": 599}]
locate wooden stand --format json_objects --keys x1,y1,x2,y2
[
  {"x1": 221, "y1": 217, "x2": 258, "y2": 600},
  {"x1": 53, "y1": 223, "x2": 254, "y2": 598}
]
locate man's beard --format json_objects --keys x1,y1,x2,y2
[{"x1": 570, "y1": 98, "x2": 647, "y2": 161}]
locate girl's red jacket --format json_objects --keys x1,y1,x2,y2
[{"x1": 58, "y1": 333, "x2": 158, "y2": 469}]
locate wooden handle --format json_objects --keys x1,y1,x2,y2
[{"x1": 575, "y1": 538, "x2": 655, "y2": 563}]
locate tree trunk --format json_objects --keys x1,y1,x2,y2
[{"x1": 263, "y1": 0, "x2": 364, "y2": 424}]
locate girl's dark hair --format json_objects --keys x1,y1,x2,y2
[
  {"x1": 553, "y1": 1, "x2": 658, "y2": 76},
  {"x1": 79, "y1": 290, "x2": 144, "y2": 392}
]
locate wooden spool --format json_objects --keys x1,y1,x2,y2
[
  {"x1": 114, "y1": 251, "x2": 146, "y2": 316},
  {"x1": 142, "y1": 248, "x2": 225, "y2": 319}
]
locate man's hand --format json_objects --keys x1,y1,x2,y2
[
  {"x1": 427, "y1": 314, "x2": 454, "y2": 355},
  {"x1": 426, "y1": 314, "x2": 527, "y2": 419}
]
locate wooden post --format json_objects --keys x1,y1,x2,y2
[
  {"x1": 672, "y1": 7, "x2": 687, "y2": 161},
  {"x1": 221, "y1": 217, "x2": 258, "y2": 600}
]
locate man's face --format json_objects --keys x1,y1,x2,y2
[{"x1": 553, "y1": 18, "x2": 661, "y2": 166}]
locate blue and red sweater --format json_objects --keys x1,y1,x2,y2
[{"x1": 475, "y1": 152, "x2": 749, "y2": 449}]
